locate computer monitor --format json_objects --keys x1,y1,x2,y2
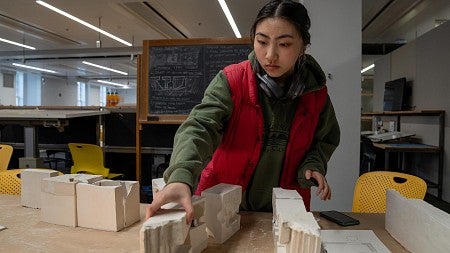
[{"x1": 383, "y1": 77, "x2": 406, "y2": 111}]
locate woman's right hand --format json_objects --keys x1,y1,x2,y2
[{"x1": 145, "y1": 182, "x2": 194, "y2": 224}]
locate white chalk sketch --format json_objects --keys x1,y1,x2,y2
[{"x1": 321, "y1": 230, "x2": 391, "y2": 253}]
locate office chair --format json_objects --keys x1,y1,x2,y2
[
  {"x1": 0, "y1": 144, "x2": 22, "y2": 194},
  {"x1": 68, "y1": 143, "x2": 124, "y2": 179},
  {"x1": 0, "y1": 144, "x2": 14, "y2": 171},
  {"x1": 0, "y1": 169, "x2": 23, "y2": 195},
  {"x1": 360, "y1": 136, "x2": 376, "y2": 174},
  {"x1": 352, "y1": 171, "x2": 427, "y2": 213}
]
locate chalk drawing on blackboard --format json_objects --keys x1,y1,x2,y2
[{"x1": 148, "y1": 44, "x2": 252, "y2": 114}]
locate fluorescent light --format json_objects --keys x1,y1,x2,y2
[
  {"x1": 0, "y1": 37, "x2": 36, "y2": 50},
  {"x1": 361, "y1": 64, "x2": 375, "y2": 74},
  {"x1": 97, "y1": 80, "x2": 129, "y2": 88},
  {"x1": 12, "y1": 63, "x2": 57, "y2": 74},
  {"x1": 36, "y1": 1, "x2": 132, "y2": 47},
  {"x1": 218, "y1": 0, "x2": 241, "y2": 38},
  {"x1": 82, "y1": 61, "x2": 128, "y2": 75}
]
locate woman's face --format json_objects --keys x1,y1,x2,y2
[{"x1": 253, "y1": 17, "x2": 304, "y2": 81}]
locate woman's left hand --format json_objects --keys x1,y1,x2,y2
[{"x1": 305, "y1": 170, "x2": 331, "y2": 200}]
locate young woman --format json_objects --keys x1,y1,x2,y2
[{"x1": 146, "y1": 0, "x2": 340, "y2": 224}]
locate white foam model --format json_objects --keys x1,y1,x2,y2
[
  {"x1": 272, "y1": 188, "x2": 321, "y2": 253},
  {"x1": 40, "y1": 174, "x2": 103, "y2": 227},
  {"x1": 76, "y1": 179, "x2": 140, "y2": 231},
  {"x1": 385, "y1": 189, "x2": 450, "y2": 253},
  {"x1": 201, "y1": 183, "x2": 242, "y2": 244},
  {"x1": 21, "y1": 168, "x2": 59, "y2": 208},
  {"x1": 152, "y1": 177, "x2": 166, "y2": 196},
  {"x1": 140, "y1": 209, "x2": 190, "y2": 253},
  {"x1": 140, "y1": 196, "x2": 207, "y2": 253}
]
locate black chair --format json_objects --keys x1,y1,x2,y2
[{"x1": 360, "y1": 136, "x2": 376, "y2": 175}]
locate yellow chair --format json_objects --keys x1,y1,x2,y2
[
  {"x1": 0, "y1": 144, "x2": 63, "y2": 195},
  {"x1": 0, "y1": 144, "x2": 14, "y2": 172},
  {"x1": 68, "y1": 143, "x2": 124, "y2": 179},
  {"x1": 0, "y1": 169, "x2": 23, "y2": 195},
  {"x1": 0, "y1": 144, "x2": 21, "y2": 195},
  {"x1": 352, "y1": 171, "x2": 427, "y2": 213}
]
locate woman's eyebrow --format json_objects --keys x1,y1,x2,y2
[{"x1": 255, "y1": 32, "x2": 294, "y2": 40}]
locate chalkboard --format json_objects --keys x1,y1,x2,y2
[{"x1": 146, "y1": 39, "x2": 251, "y2": 115}]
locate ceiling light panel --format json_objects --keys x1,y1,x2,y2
[
  {"x1": 12, "y1": 63, "x2": 57, "y2": 74},
  {"x1": 36, "y1": 1, "x2": 132, "y2": 46},
  {"x1": 82, "y1": 61, "x2": 128, "y2": 75}
]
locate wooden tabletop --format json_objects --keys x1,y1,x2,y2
[{"x1": 0, "y1": 194, "x2": 407, "y2": 253}]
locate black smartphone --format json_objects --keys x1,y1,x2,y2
[{"x1": 319, "y1": 210, "x2": 360, "y2": 226}]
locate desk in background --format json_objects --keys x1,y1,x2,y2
[
  {"x1": 0, "y1": 108, "x2": 109, "y2": 167},
  {"x1": 373, "y1": 142, "x2": 442, "y2": 198},
  {"x1": 362, "y1": 110, "x2": 445, "y2": 199},
  {"x1": 0, "y1": 194, "x2": 408, "y2": 253}
]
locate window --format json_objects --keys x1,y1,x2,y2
[
  {"x1": 77, "y1": 81, "x2": 86, "y2": 106},
  {"x1": 15, "y1": 72, "x2": 24, "y2": 106},
  {"x1": 100, "y1": 86, "x2": 107, "y2": 106}
]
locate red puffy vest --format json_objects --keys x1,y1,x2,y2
[{"x1": 195, "y1": 60, "x2": 327, "y2": 210}]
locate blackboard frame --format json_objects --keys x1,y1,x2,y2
[{"x1": 138, "y1": 38, "x2": 251, "y2": 124}]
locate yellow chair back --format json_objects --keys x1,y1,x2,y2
[
  {"x1": 0, "y1": 169, "x2": 23, "y2": 195},
  {"x1": 68, "y1": 143, "x2": 109, "y2": 177},
  {"x1": 68, "y1": 143, "x2": 123, "y2": 179},
  {"x1": 0, "y1": 144, "x2": 13, "y2": 172},
  {"x1": 352, "y1": 171, "x2": 427, "y2": 213}
]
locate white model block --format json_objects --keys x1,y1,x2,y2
[
  {"x1": 272, "y1": 188, "x2": 321, "y2": 253},
  {"x1": 140, "y1": 195, "x2": 207, "y2": 253},
  {"x1": 164, "y1": 195, "x2": 206, "y2": 221},
  {"x1": 201, "y1": 183, "x2": 242, "y2": 244},
  {"x1": 386, "y1": 189, "x2": 450, "y2": 253},
  {"x1": 76, "y1": 180, "x2": 140, "y2": 231},
  {"x1": 160, "y1": 196, "x2": 208, "y2": 253},
  {"x1": 152, "y1": 177, "x2": 166, "y2": 196},
  {"x1": 21, "y1": 169, "x2": 59, "y2": 208},
  {"x1": 40, "y1": 174, "x2": 102, "y2": 227},
  {"x1": 187, "y1": 222, "x2": 208, "y2": 253},
  {"x1": 140, "y1": 210, "x2": 190, "y2": 253}
]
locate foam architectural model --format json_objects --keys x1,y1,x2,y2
[
  {"x1": 201, "y1": 183, "x2": 242, "y2": 243},
  {"x1": 272, "y1": 188, "x2": 321, "y2": 253},
  {"x1": 21, "y1": 168, "x2": 59, "y2": 208},
  {"x1": 152, "y1": 177, "x2": 166, "y2": 196},
  {"x1": 140, "y1": 195, "x2": 207, "y2": 253},
  {"x1": 385, "y1": 189, "x2": 450, "y2": 253},
  {"x1": 40, "y1": 174, "x2": 140, "y2": 231},
  {"x1": 41, "y1": 174, "x2": 102, "y2": 227},
  {"x1": 76, "y1": 179, "x2": 140, "y2": 231}
]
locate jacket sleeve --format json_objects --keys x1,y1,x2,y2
[
  {"x1": 163, "y1": 71, "x2": 233, "y2": 190},
  {"x1": 297, "y1": 95, "x2": 341, "y2": 188}
]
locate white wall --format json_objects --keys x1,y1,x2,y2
[
  {"x1": 41, "y1": 76, "x2": 77, "y2": 106},
  {"x1": 305, "y1": 0, "x2": 361, "y2": 211},
  {"x1": 118, "y1": 89, "x2": 137, "y2": 105},
  {"x1": 0, "y1": 73, "x2": 16, "y2": 106},
  {"x1": 373, "y1": 20, "x2": 450, "y2": 201},
  {"x1": 88, "y1": 85, "x2": 101, "y2": 106}
]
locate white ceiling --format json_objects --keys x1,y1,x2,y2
[{"x1": 0, "y1": 0, "x2": 449, "y2": 84}]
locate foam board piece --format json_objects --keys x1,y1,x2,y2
[
  {"x1": 21, "y1": 169, "x2": 59, "y2": 208},
  {"x1": 187, "y1": 222, "x2": 208, "y2": 253},
  {"x1": 201, "y1": 183, "x2": 242, "y2": 244},
  {"x1": 386, "y1": 189, "x2": 450, "y2": 253},
  {"x1": 163, "y1": 195, "x2": 206, "y2": 221},
  {"x1": 76, "y1": 180, "x2": 140, "y2": 231},
  {"x1": 272, "y1": 188, "x2": 321, "y2": 253},
  {"x1": 140, "y1": 195, "x2": 207, "y2": 253},
  {"x1": 140, "y1": 209, "x2": 190, "y2": 253},
  {"x1": 40, "y1": 174, "x2": 102, "y2": 227},
  {"x1": 152, "y1": 177, "x2": 166, "y2": 196}
]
